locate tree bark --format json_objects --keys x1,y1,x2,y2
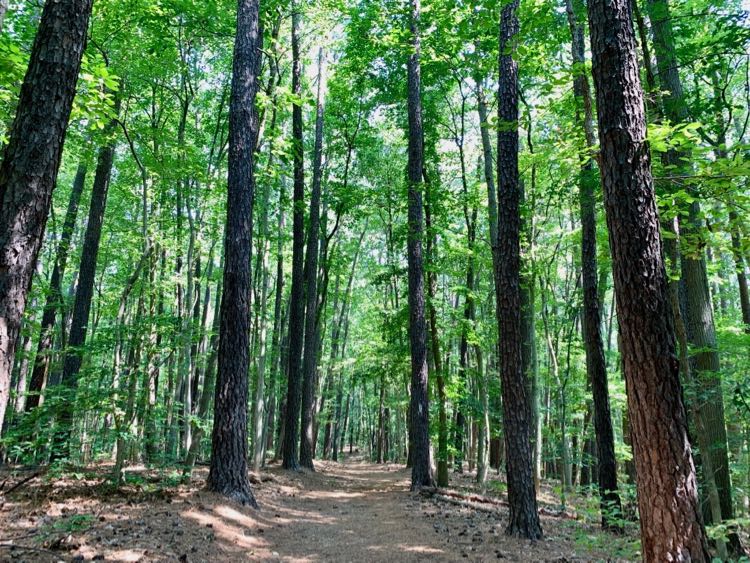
[
  {"x1": 282, "y1": 0, "x2": 305, "y2": 471},
  {"x1": 0, "y1": 0, "x2": 92, "y2": 437},
  {"x1": 299, "y1": 47, "x2": 327, "y2": 470},
  {"x1": 205, "y1": 0, "x2": 261, "y2": 507},
  {"x1": 586, "y1": 0, "x2": 709, "y2": 558},
  {"x1": 495, "y1": 0, "x2": 542, "y2": 540},
  {"x1": 406, "y1": 0, "x2": 433, "y2": 491}
]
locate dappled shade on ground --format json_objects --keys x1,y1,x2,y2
[{"x1": 0, "y1": 457, "x2": 639, "y2": 561}]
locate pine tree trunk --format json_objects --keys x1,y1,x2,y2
[
  {"x1": 496, "y1": 0, "x2": 542, "y2": 539},
  {"x1": 586, "y1": 0, "x2": 709, "y2": 558},
  {"x1": 406, "y1": 0, "x2": 433, "y2": 491},
  {"x1": 0, "y1": 0, "x2": 92, "y2": 436},
  {"x1": 282, "y1": 0, "x2": 306, "y2": 471},
  {"x1": 299, "y1": 47, "x2": 327, "y2": 470},
  {"x1": 205, "y1": 0, "x2": 261, "y2": 507}
]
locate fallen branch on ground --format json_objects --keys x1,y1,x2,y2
[
  {"x1": 421, "y1": 487, "x2": 579, "y2": 520},
  {"x1": 0, "y1": 471, "x2": 43, "y2": 496}
]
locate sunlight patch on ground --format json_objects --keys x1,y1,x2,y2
[
  {"x1": 182, "y1": 507, "x2": 269, "y2": 550},
  {"x1": 300, "y1": 490, "x2": 365, "y2": 500},
  {"x1": 108, "y1": 549, "x2": 147, "y2": 562},
  {"x1": 366, "y1": 543, "x2": 446, "y2": 555}
]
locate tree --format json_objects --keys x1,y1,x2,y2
[
  {"x1": 0, "y1": 0, "x2": 93, "y2": 435},
  {"x1": 283, "y1": 0, "x2": 306, "y2": 471},
  {"x1": 586, "y1": 0, "x2": 709, "y2": 558},
  {"x1": 563, "y1": 0, "x2": 621, "y2": 530},
  {"x1": 645, "y1": 0, "x2": 737, "y2": 551},
  {"x1": 205, "y1": 0, "x2": 261, "y2": 507},
  {"x1": 495, "y1": 0, "x2": 542, "y2": 540},
  {"x1": 299, "y1": 47, "x2": 327, "y2": 470},
  {"x1": 25, "y1": 163, "x2": 87, "y2": 411},
  {"x1": 405, "y1": 0, "x2": 433, "y2": 491},
  {"x1": 54, "y1": 97, "x2": 121, "y2": 457}
]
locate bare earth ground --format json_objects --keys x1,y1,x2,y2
[{"x1": 0, "y1": 458, "x2": 638, "y2": 562}]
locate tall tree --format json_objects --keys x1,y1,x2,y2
[
  {"x1": 495, "y1": 0, "x2": 542, "y2": 540},
  {"x1": 0, "y1": 0, "x2": 93, "y2": 436},
  {"x1": 564, "y1": 0, "x2": 621, "y2": 529},
  {"x1": 646, "y1": 0, "x2": 737, "y2": 547},
  {"x1": 25, "y1": 163, "x2": 87, "y2": 411},
  {"x1": 54, "y1": 98, "x2": 121, "y2": 457},
  {"x1": 299, "y1": 47, "x2": 327, "y2": 470},
  {"x1": 205, "y1": 0, "x2": 261, "y2": 506},
  {"x1": 405, "y1": 0, "x2": 433, "y2": 491},
  {"x1": 586, "y1": 0, "x2": 709, "y2": 558},
  {"x1": 282, "y1": 0, "x2": 305, "y2": 471}
]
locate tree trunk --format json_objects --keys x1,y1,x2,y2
[
  {"x1": 564, "y1": 0, "x2": 622, "y2": 530},
  {"x1": 729, "y1": 210, "x2": 750, "y2": 331},
  {"x1": 299, "y1": 47, "x2": 327, "y2": 470},
  {"x1": 423, "y1": 168, "x2": 448, "y2": 486},
  {"x1": 586, "y1": 0, "x2": 709, "y2": 558},
  {"x1": 184, "y1": 263, "x2": 221, "y2": 476},
  {"x1": 54, "y1": 98, "x2": 121, "y2": 457},
  {"x1": 646, "y1": 0, "x2": 739, "y2": 552},
  {"x1": 24, "y1": 163, "x2": 87, "y2": 411},
  {"x1": 495, "y1": 0, "x2": 542, "y2": 540},
  {"x1": 406, "y1": 0, "x2": 433, "y2": 491},
  {"x1": 0, "y1": 0, "x2": 92, "y2": 436},
  {"x1": 251, "y1": 94, "x2": 281, "y2": 473},
  {"x1": 283, "y1": 0, "x2": 305, "y2": 472},
  {"x1": 205, "y1": 0, "x2": 261, "y2": 507},
  {"x1": 475, "y1": 346, "x2": 490, "y2": 485}
]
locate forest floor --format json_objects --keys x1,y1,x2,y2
[{"x1": 0, "y1": 456, "x2": 640, "y2": 562}]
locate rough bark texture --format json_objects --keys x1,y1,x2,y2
[
  {"x1": 406, "y1": 0, "x2": 433, "y2": 491},
  {"x1": 586, "y1": 0, "x2": 709, "y2": 559},
  {"x1": 282, "y1": 0, "x2": 305, "y2": 471},
  {"x1": 299, "y1": 48, "x2": 326, "y2": 470},
  {"x1": 495, "y1": 0, "x2": 542, "y2": 540},
  {"x1": 25, "y1": 163, "x2": 87, "y2": 411},
  {"x1": 0, "y1": 0, "x2": 92, "y2": 437},
  {"x1": 564, "y1": 0, "x2": 621, "y2": 530},
  {"x1": 205, "y1": 0, "x2": 261, "y2": 507}
]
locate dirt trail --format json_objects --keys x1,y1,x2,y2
[
  {"x1": 0, "y1": 459, "x2": 628, "y2": 562},
  {"x1": 246, "y1": 460, "x2": 578, "y2": 562}
]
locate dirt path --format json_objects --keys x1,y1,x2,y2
[
  {"x1": 0, "y1": 459, "x2": 631, "y2": 562},
  {"x1": 194, "y1": 459, "x2": 622, "y2": 562}
]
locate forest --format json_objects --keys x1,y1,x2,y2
[{"x1": 0, "y1": 0, "x2": 749, "y2": 561}]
